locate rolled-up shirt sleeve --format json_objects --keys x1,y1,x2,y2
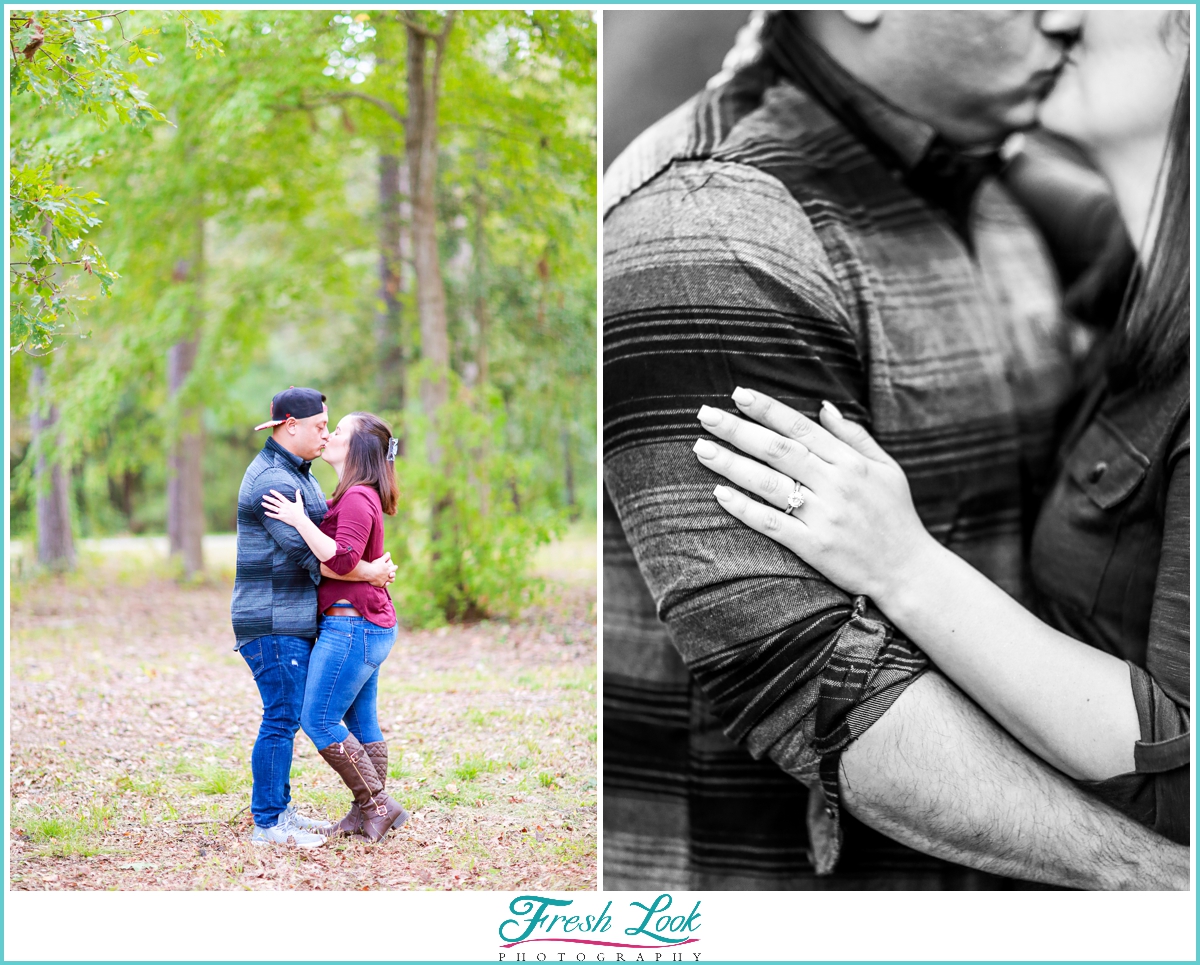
[
  {"x1": 604, "y1": 161, "x2": 930, "y2": 847},
  {"x1": 250, "y1": 470, "x2": 322, "y2": 584},
  {"x1": 1084, "y1": 426, "x2": 1190, "y2": 844},
  {"x1": 323, "y1": 488, "x2": 375, "y2": 577},
  {"x1": 1132, "y1": 433, "x2": 1189, "y2": 835}
]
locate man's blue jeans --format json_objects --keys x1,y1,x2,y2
[
  {"x1": 300, "y1": 616, "x2": 397, "y2": 751},
  {"x1": 239, "y1": 634, "x2": 314, "y2": 828}
]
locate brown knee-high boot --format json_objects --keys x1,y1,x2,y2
[
  {"x1": 322, "y1": 739, "x2": 408, "y2": 837},
  {"x1": 364, "y1": 739, "x2": 408, "y2": 833},
  {"x1": 318, "y1": 734, "x2": 407, "y2": 843}
]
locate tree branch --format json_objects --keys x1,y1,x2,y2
[
  {"x1": 277, "y1": 91, "x2": 405, "y2": 128},
  {"x1": 67, "y1": 11, "x2": 128, "y2": 24},
  {"x1": 430, "y1": 12, "x2": 455, "y2": 104},
  {"x1": 399, "y1": 15, "x2": 438, "y2": 40},
  {"x1": 35, "y1": 48, "x2": 88, "y2": 88},
  {"x1": 400, "y1": 11, "x2": 455, "y2": 44}
]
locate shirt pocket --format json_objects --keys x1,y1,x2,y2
[{"x1": 1031, "y1": 415, "x2": 1149, "y2": 616}]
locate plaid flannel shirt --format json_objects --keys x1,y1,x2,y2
[
  {"x1": 603, "y1": 42, "x2": 1078, "y2": 888},
  {"x1": 231, "y1": 437, "x2": 327, "y2": 647}
]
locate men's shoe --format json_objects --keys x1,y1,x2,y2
[
  {"x1": 284, "y1": 804, "x2": 333, "y2": 831},
  {"x1": 250, "y1": 811, "x2": 326, "y2": 849}
]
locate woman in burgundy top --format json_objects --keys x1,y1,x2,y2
[{"x1": 262, "y1": 411, "x2": 408, "y2": 842}]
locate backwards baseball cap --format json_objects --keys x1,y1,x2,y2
[{"x1": 253, "y1": 386, "x2": 328, "y2": 431}]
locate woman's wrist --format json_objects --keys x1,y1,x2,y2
[
  {"x1": 869, "y1": 532, "x2": 948, "y2": 619},
  {"x1": 296, "y1": 516, "x2": 337, "y2": 562}
]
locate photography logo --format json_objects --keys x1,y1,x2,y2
[{"x1": 498, "y1": 894, "x2": 702, "y2": 961}]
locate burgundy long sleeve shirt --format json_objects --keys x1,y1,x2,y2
[{"x1": 318, "y1": 485, "x2": 397, "y2": 629}]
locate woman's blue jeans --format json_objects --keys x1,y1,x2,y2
[{"x1": 300, "y1": 616, "x2": 398, "y2": 751}]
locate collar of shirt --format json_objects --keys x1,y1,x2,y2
[
  {"x1": 763, "y1": 15, "x2": 1005, "y2": 240},
  {"x1": 264, "y1": 435, "x2": 313, "y2": 475}
]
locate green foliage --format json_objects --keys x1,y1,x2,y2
[
  {"x1": 8, "y1": 9, "x2": 223, "y2": 354},
  {"x1": 9, "y1": 143, "x2": 118, "y2": 354},
  {"x1": 11, "y1": 10, "x2": 597, "y2": 621},
  {"x1": 389, "y1": 377, "x2": 566, "y2": 626}
]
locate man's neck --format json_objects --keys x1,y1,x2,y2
[
  {"x1": 268, "y1": 434, "x2": 310, "y2": 467},
  {"x1": 792, "y1": 11, "x2": 1007, "y2": 150},
  {"x1": 768, "y1": 13, "x2": 936, "y2": 172}
]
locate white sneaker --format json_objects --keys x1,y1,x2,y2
[
  {"x1": 250, "y1": 811, "x2": 326, "y2": 849},
  {"x1": 285, "y1": 804, "x2": 333, "y2": 831}
]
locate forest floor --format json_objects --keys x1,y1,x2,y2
[{"x1": 7, "y1": 526, "x2": 596, "y2": 891}]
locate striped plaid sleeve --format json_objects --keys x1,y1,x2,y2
[
  {"x1": 603, "y1": 159, "x2": 929, "y2": 840},
  {"x1": 249, "y1": 467, "x2": 322, "y2": 583}
]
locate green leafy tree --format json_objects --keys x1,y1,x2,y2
[
  {"x1": 9, "y1": 8, "x2": 221, "y2": 355},
  {"x1": 11, "y1": 10, "x2": 596, "y2": 622}
]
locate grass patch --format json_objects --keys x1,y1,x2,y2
[
  {"x1": 450, "y1": 754, "x2": 499, "y2": 783},
  {"x1": 197, "y1": 766, "x2": 241, "y2": 796},
  {"x1": 174, "y1": 760, "x2": 247, "y2": 796},
  {"x1": 23, "y1": 802, "x2": 115, "y2": 857}
]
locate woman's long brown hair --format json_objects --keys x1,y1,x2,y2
[
  {"x1": 1117, "y1": 59, "x2": 1190, "y2": 387},
  {"x1": 330, "y1": 412, "x2": 399, "y2": 515}
]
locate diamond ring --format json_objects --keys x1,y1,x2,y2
[{"x1": 786, "y1": 480, "x2": 805, "y2": 515}]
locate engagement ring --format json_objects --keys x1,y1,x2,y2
[{"x1": 786, "y1": 480, "x2": 805, "y2": 515}]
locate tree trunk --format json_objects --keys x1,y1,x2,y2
[
  {"x1": 405, "y1": 13, "x2": 458, "y2": 617},
  {"x1": 166, "y1": 213, "x2": 206, "y2": 579},
  {"x1": 375, "y1": 148, "x2": 407, "y2": 443},
  {"x1": 472, "y1": 159, "x2": 489, "y2": 389},
  {"x1": 405, "y1": 12, "x2": 455, "y2": 467},
  {"x1": 562, "y1": 426, "x2": 578, "y2": 519},
  {"x1": 29, "y1": 365, "x2": 75, "y2": 571}
]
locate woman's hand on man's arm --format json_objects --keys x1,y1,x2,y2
[
  {"x1": 693, "y1": 387, "x2": 936, "y2": 603},
  {"x1": 262, "y1": 488, "x2": 339, "y2": 562},
  {"x1": 698, "y1": 388, "x2": 1142, "y2": 782}
]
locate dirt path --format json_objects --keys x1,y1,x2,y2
[{"x1": 8, "y1": 549, "x2": 596, "y2": 891}]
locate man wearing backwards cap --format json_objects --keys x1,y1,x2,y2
[{"x1": 231, "y1": 387, "x2": 397, "y2": 848}]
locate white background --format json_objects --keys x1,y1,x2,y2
[{"x1": 4, "y1": 889, "x2": 1197, "y2": 960}]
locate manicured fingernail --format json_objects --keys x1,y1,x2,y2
[
  {"x1": 731, "y1": 387, "x2": 755, "y2": 406},
  {"x1": 697, "y1": 405, "x2": 722, "y2": 427},
  {"x1": 821, "y1": 400, "x2": 843, "y2": 419},
  {"x1": 713, "y1": 485, "x2": 733, "y2": 501},
  {"x1": 693, "y1": 439, "x2": 717, "y2": 459}
]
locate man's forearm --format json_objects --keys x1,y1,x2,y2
[
  {"x1": 840, "y1": 671, "x2": 1189, "y2": 890},
  {"x1": 879, "y1": 539, "x2": 1140, "y2": 781}
]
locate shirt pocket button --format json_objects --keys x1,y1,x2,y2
[{"x1": 1087, "y1": 461, "x2": 1108, "y2": 483}]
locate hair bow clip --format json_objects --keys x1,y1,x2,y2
[{"x1": 386, "y1": 437, "x2": 398, "y2": 462}]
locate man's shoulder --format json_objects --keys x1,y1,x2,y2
[
  {"x1": 241, "y1": 451, "x2": 301, "y2": 494},
  {"x1": 604, "y1": 155, "x2": 843, "y2": 323},
  {"x1": 239, "y1": 448, "x2": 272, "y2": 492},
  {"x1": 605, "y1": 69, "x2": 835, "y2": 220},
  {"x1": 604, "y1": 90, "x2": 713, "y2": 220},
  {"x1": 607, "y1": 157, "x2": 810, "y2": 237}
]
